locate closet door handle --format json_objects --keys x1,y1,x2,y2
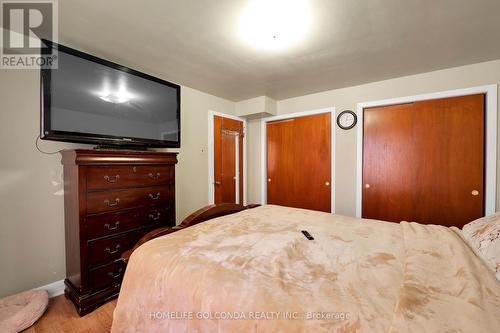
[
  {"x1": 471, "y1": 190, "x2": 479, "y2": 196},
  {"x1": 213, "y1": 181, "x2": 221, "y2": 186},
  {"x1": 365, "y1": 184, "x2": 370, "y2": 189}
]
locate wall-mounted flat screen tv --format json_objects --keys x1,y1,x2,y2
[{"x1": 40, "y1": 41, "x2": 181, "y2": 148}]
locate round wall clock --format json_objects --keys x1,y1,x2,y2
[{"x1": 337, "y1": 110, "x2": 357, "y2": 130}]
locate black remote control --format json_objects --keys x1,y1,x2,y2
[{"x1": 301, "y1": 230, "x2": 314, "y2": 240}]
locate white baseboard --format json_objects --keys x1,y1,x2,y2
[{"x1": 34, "y1": 279, "x2": 65, "y2": 298}]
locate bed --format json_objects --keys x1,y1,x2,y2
[{"x1": 111, "y1": 205, "x2": 500, "y2": 332}]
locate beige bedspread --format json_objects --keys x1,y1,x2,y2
[{"x1": 111, "y1": 205, "x2": 500, "y2": 332}]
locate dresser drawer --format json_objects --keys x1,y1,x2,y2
[
  {"x1": 87, "y1": 165, "x2": 173, "y2": 191},
  {"x1": 89, "y1": 261, "x2": 125, "y2": 291},
  {"x1": 86, "y1": 206, "x2": 174, "y2": 240},
  {"x1": 86, "y1": 186, "x2": 173, "y2": 214},
  {"x1": 87, "y1": 231, "x2": 144, "y2": 266},
  {"x1": 86, "y1": 210, "x2": 141, "y2": 240}
]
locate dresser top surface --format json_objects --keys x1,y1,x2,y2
[{"x1": 61, "y1": 149, "x2": 178, "y2": 166}]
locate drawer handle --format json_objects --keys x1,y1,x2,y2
[
  {"x1": 104, "y1": 221, "x2": 120, "y2": 230},
  {"x1": 149, "y1": 172, "x2": 161, "y2": 180},
  {"x1": 104, "y1": 244, "x2": 121, "y2": 254},
  {"x1": 149, "y1": 212, "x2": 161, "y2": 221},
  {"x1": 107, "y1": 268, "x2": 123, "y2": 279},
  {"x1": 149, "y1": 193, "x2": 161, "y2": 200},
  {"x1": 104, "y1": 198, "x2": 120, "y2": 207},
  {"x1": 104, "y1": 175, "x2": 120, "y2": 183}
]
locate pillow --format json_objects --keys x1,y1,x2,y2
[{"x1": 462, "y1": 212, "x2": 500, "y2": 282}]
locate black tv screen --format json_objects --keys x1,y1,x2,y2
[{"x1": 41, "y1": 41, "x2": 181, "y2": 148}]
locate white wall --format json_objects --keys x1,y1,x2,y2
[
  {"x1": 0, "y1": 70, "x2": 235, "y2": 297},
  {"x1": 173, "y1": 87, "x2": 235, "y2": 221},
  {"x1": 247, "y1": 60, "x2": 500, "y2": 216}
]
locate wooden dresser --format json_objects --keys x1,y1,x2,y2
[{"x1": 60, "y1": 149, "x2": 177, "y2": 316}]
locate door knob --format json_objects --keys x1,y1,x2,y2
[
  {"x1": 213, "y1": 181, "x2": 221, "y2": 185},
  {"x1": 471, "y1": 190, "x2": 479, "y2": 196},
  {"x1": 365, "y1": 184, "x2": 370, "y2": 189},
  {"x1": 268, "y1": 178, "x2": 271, "y2": 182},
  {"x1": 325, "y1": 181, "x2": 330, "y2": 186}
]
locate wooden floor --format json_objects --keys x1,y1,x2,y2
[{"x1": 24, "y1": 295, "x2": 116, "y2": 333}]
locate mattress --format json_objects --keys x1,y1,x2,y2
[{"x1": 111, "y1": 205, "x2": 500, "y2": 332}]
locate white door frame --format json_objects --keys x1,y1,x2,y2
[
  {"x1": 208, "y1": 111, "x2": 247, "y2": 205},
  {"x1": 356, "y1": 84, "x2": 498, "y2": 218},
  {"x1": 260, "y1": 107, "x2": 336, "y2": 213}
]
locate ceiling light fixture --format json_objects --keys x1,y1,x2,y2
[{"x1": 238, "y1": 0, "x2": 311, "y2": 50}]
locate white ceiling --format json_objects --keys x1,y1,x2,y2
[{"x1": 59, "y1": 0, "x2": 500, "y2": 101}]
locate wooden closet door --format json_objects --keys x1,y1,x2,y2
[
  {"x1": 267, "y1": 119, "x2": 296, "y2": 208},
  {"x1": 362, "y1": 103, "x2": 415, "y2": 222},
  {"x1": 413, "y1": 94, "x2": 484, "y2": 226},
  {"x1": 267, "y1": 113, "x2": 331, "y2": 212},
  {"x1": 362, "y1": 94, "x2": 485, "y2": 226}
]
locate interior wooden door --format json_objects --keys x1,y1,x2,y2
[
  {"x1": 412, "y1": 94, "x2": 484, "y2": 226},
  {"x1": 267, "y1": 113, "x2": 331, "y2": 212},
  {"x1": 213, "y1": 115, "x2": 243, "y2": 204},
  {"x1": 362, "y1": 103, "x2": 415, "y2": 222},
  {"x1": 362, "y1": 94, "x2": 485, "y2": 227}
]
